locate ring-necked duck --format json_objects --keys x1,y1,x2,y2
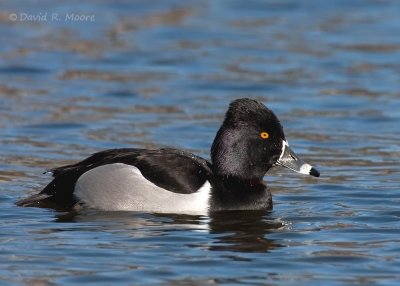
[{"x1": 17, "y1": 98, "x2": 319, "y2": 213}]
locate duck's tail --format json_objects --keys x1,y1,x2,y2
[{"x1": 16, "y1": 193, "x2": 53, "y2": 207}]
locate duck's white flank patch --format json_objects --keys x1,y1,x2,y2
[{"x1": 74, "y1": 163, "x2": 211, "y2": 214}]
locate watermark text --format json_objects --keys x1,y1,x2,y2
[{"x1": 9, "y1": 12, "x2": 96, "y2": 23}]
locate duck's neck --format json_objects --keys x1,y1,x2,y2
[
  {"x1": 218, "y1": 174, "x2": 264, "y2": 190},
  {"x1": 209, "y1": 173, "x2": 272, "y2": 211}
]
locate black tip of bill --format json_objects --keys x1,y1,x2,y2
[{"x1": 309, "y1": 167, "x2": 320, "y2": 178}]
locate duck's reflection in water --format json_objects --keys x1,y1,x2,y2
[
  {"x1": 55, "y1": 209, "x2": 285, "y2": 253},
  {"x1": 208, "y1": 210, "x2": 285, "y2": 253}
]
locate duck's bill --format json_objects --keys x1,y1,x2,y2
[{"x1": 276, "y1": 141, "x2": 320, "y2": 177}]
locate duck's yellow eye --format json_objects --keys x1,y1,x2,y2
[{"x1": 260, "y1": 132, "x2": 269, "y2": 139}]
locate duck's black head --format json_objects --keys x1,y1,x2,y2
[{"x1": 211, "y1": 98, "x2": 319, "y2": 180}]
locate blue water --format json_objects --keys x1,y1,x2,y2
[{"x1": 1, "y1": 1, "x2": 400, "y2": 285}]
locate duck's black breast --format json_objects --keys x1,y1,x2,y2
[{"x1": 18, "y1": 148, "x2": 213, "y2": 209}]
